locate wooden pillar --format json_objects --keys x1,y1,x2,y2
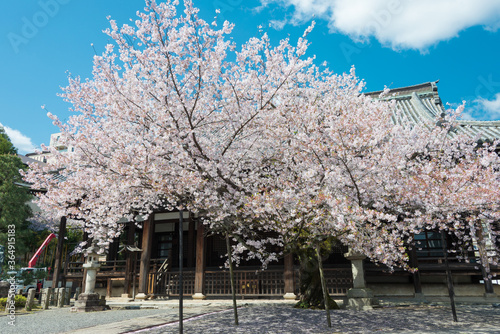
[
  {"x1": 283, "y1": 253, "x2": 296, "y2": 299},
  {"x1": 61, "y1": 252, "x2": 69, "y2": 289},
  {"x1": 124, "y1": 222, "x2": 136, "y2": 297},
  {"x1": 52, "y1": 216, "x2": 66, "y2": 289},
  {"x1": 192, "y1": 221, "x2": 206, "y2": 299},
  {"x1": 409, "y1": 241, "x2": 423, "y2": 297},
  {"x1": 137, "y1": 215, "x2": 154, "y2": 299},
  {"x1": 481, "y1": 264, "x2": 495, "y2": 295},
  {"x1": 106, "y1": 278, "x2": 112, "y2": 298},
  {"x1": 187, "y1": 216, "x2": 195, "y2": 268},
  {"x1": 106, "y1": 238, "x2": 119, "y2": 262}
]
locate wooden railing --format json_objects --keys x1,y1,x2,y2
[
  {"x1": 65, "y1": 261, "x2": 84, "y2": 275},
  {"x1": 148, "y1": 271, "x2": 196, "y2": 297},
  {"x1": 64, "y1": 260, "x2": 138, "y2": 277},
  {"x1": 204, "y1": 269, "x2": 285, "y2": 296},
  {"x1": 365, "y1": 255, "x2": 500, "y2": 277},
  {"x1": 149, "y1": 258, "x2": 169, "y2": 273},
  {"x1": 323, "y1": 268, "x2": 353, "y2": 296},
  {"x1": 100, "y1": 260, "x2": 127, "y2": 272},
  {"x1": 148, "y1": 267, "x2": 353, "y2": 297}
]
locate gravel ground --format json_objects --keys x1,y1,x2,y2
[
  {"x1": 136, "y1": 304, "x2": 500, "y2": 334},
  {"x1": 1, "y1": 308, "x2": 168, "y2": 334},
  {"x1": 2, "y1": 302, "x2": 500, "y2": 334}
]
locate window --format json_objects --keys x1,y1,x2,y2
[
  {"x1": 157, "y1": 234, "x2": 173, "y2": 259},
  {"x1": 415, "y1": 231, "x2": 444, "y2": 257}
]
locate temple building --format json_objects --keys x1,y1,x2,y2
[{"x1": 31, "y1": 81, "x2": 500, "y2": 302}]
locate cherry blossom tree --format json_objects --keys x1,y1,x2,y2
[
  {"x1": 24, "y1": 0, "x2": 329, "y2": 321},
  {"x1": 23, "y1": 0, "x2": 500, "y2": 322},
  {"x1": 235, "y1": 91, "x2": 500, "y2": 311},
  {"x1": 394, "y1": 116, "x2": 500, "y2": 285}
]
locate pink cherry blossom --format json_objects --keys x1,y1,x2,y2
[{"x1": 24, "y1": 1, "x2": 499, "y2": 275}]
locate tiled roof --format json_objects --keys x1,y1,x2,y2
[
  {"x1": 367, "y1": 81, "x2": 500, "y2": 141},
  {"x1": 18, "y1": 154, "x2": 47, "y2": 167},
  {"x1": 17, "y1": 154, "x2": 66, "y2": 192}
]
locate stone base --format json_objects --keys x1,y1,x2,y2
[
  {"x1": 347, "y1": 288, "x2": 375, "y2": 311},
  {"x1": 135, "y1": 293, "x2": 149, "y2": 300},
  {"x1": 348, "y1": 298, "x2": 374, "y2": 311},
  {"x1": 414, "y1": 292, "x2": 427, "y2": 302},
  {"x1": 347, "y1": 288, "x2": 373, "y2": 299},
  {"x1": 73, "y1": 293, "x2": 109, "y2": 312},
  {"x1": 485, "y1": 292, "x2": 498, "y2": 299},
  {"x1": 192, "y1": 293, "x2": 206, "y2": 300},
  {"x1": 110, "y1": 293, "x2": 134, "y2": 302},
  {"x1": 283, "y1": 293, "x2": 297, "y2": 300}
]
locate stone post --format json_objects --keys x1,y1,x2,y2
[
  {"x1": 41, "y1": 288, "x2": 52, "y2": 310},
  {"x1": 75, "y1": 287, "x2": 81, "y2": 300},
  {"x1": 5, "y1": 293, "x2": 15, "y2": 314},
  {"x1": 65, "y1": 287, "x2": 71, "y2": 305},
  {"x1": 57, "y1": 287, "x2": 65, "y2": 308},
  {"x1": 344, "y1": 250, "x2": 375, "y2": 310},
  {"x1": 25, "y1": 289, "x2": 36, "y2": 311}
]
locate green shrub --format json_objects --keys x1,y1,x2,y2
[{"x1": 0, "y1": 295, "x2": 27, "y2": 308}]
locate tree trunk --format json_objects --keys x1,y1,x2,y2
[
  {"x1": 294, "y1": 249, "x2": 339, "y2": 310},
  {"x1": 441, "y1": 231, "x2": 458, "y2": 322},
  {"x1": 475, "y1": 224, "x2": 495, "y2": 294},
  {"x1": 226, "y1": 233, "x2": 239, "y2": 325},
  {"x1": 316, "y1": 245, "x2": 332, "y2": 327}
]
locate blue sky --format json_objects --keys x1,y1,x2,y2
[{"x1": 1, "y1": 0, "x2": 500, "y2": 154}]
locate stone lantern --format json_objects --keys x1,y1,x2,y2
[
  {"x1": 83, "y1": 251, "x2": 100, "y2": 294},
  {"x1": 73, "y1": 246, "x2": 109, "y2": 312},
  {"x1": 344, "y1": 249, "x2": 376, "y2": 310}
]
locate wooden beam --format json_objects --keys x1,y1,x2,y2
[
  {"x1": 106, "y1": 278, "x2": 112, "y2": 298},
  {"x1": 52, "y1": 216, "x2": 66, "y2": 289},
  {"x1": 283, "y1": 253, "x2": 295, "y2": 297},
  {"x1": 138, "y1": 215, "x2": 154, "y2": 296},
  {"x1": 193, "y1": 221, "x2": 206, "y2": 298},
  {"x1": 187, "y1": 216, "x2": 195, "y2": 268}
]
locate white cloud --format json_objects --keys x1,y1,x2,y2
[
  {"x1": 260, "y1": 0, "x2": 500, "y2": 50},
  {"x1": 0, "y1": 122, "x2": 36, "y2": 154},
  {"x1": 269, "y1": 19, "x2": 288, "y2": 30},
  {"x1": 472, "y1": 93, "x2": 500, "y2": 119},
  {"x1": 459, "y1": 112, "x2": 475, "y2": 121}
]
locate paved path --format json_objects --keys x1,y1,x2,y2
[{"x1": 2, "y1": 300, "x2": 500, "y2": 333}]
